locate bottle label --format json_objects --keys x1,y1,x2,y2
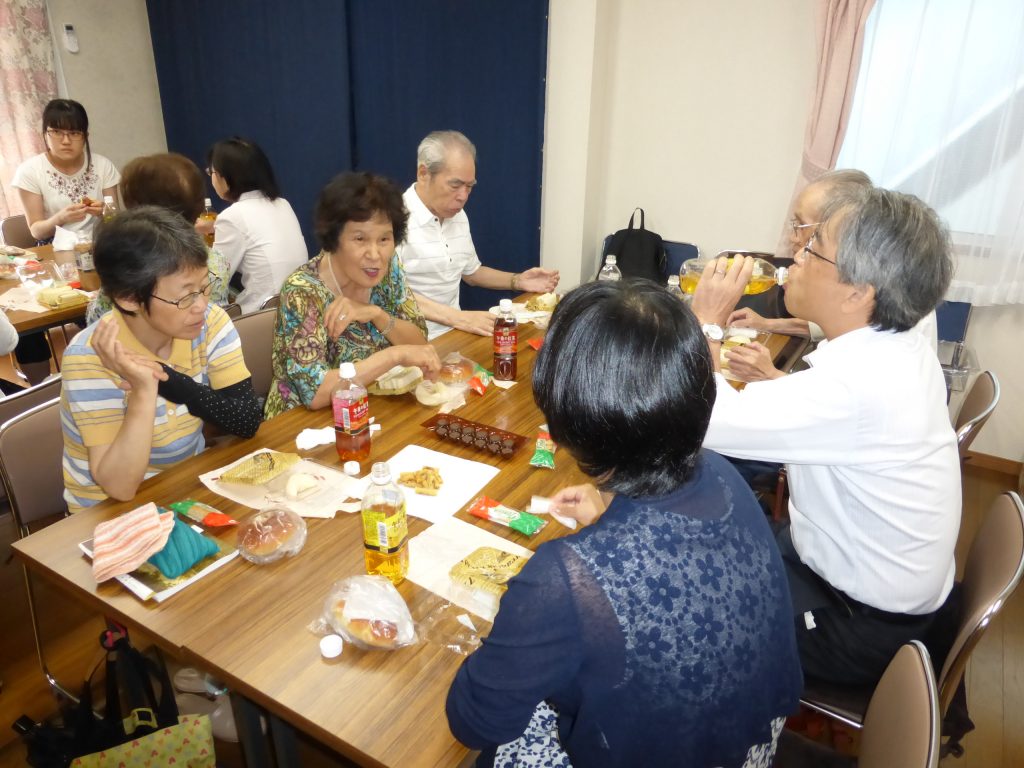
[
  {"x1": 333, "y1": 394, "x2": 368, "y2": 434},
  {"x1": 494, "y1": 327, "x2": 517, "y2": 355},
  {"x1": 362, "y1": 504, "x2": 408, "y2": 554}
]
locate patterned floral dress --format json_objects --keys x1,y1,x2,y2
[{"x1": 263, "y1": 251, "x2": 426, "y2": 419}]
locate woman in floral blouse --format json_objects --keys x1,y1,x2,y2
[{"x1": 264, "y1": 172, "x2": 440, "y2": 419}]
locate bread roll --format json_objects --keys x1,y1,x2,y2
[{"x1": 332, "y1": 599, "x2": 400, "y2": 649}]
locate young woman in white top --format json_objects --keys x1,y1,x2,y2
[
  {"x1": 12, "y1": 99, "x2": 121, "y2": 241},
  {"x1": 204, "y1": 137, "x2": 308, "y2": 313}
]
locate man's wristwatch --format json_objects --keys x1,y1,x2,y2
[{"x1": 701, "y1": 323, "x2": 725, "y2": 342}]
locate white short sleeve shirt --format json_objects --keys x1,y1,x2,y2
[
  {"x1": 396, "y1": 184, "x2": 481, "y2": 338},
  {"x1": 11, "y1": 153, "x2": 121, "y2": 237}
]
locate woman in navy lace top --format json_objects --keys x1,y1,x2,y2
[{"x1": 446, "y1": 281, "x2": 802, "y2": 768}]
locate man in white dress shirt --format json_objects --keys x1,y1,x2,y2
[
  {"x1": 396, "y1": 131, "x2": 559, "y2": 339},
  {"x1": 692, "y1": 186, "x2": 960, "y2": 686}
]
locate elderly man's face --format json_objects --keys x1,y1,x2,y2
[
  {"x1": 783, "y1": 215, "x2": 843, "y2": 323},
  {"x1": 416, "y1": 148, "x2": 476, "y2": 220}
]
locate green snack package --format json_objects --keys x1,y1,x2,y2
[
  {"x1": 468, "y1": 496, "x2": 548, "y2": 536},
  {"x1": 530, "y1": 427, "x2": 556, "y2": 469}
]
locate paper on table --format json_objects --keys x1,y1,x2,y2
[
  {"x1": 385, "y1": 444, "x2": 499, "y2": 524},
  {"x1": 0, "y1": 285, "x2": 47, "y2": 313},
  {"x1": 488, "y1": 303, "x2": 550, "y2": 323},
  {"x1": 200, "y1": 448, "x2": 367, "y2": 518},
  {"x1": 407, "y1": 517, "x2": 532, "y2": 621}
]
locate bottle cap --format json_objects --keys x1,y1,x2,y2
[
  {"x1": 103, "y1": 195, "x2": 114, "y2": 204},
  {"x1": 667, "y1": 275, "x2": 680, "y2": 286},
  {"x1": 339, "y1": 362, "x2": 357, "y2": 379},
  {"x1": 204, "y1": 197, "x2": 213, "y2": 207},
  {"x1": 606, "y1": 255, "x2": 617, "y2": 265},
  {"x1": 343, "y1": 461, "x2": 360, "y2": 476},
  {"x1": 319, "y1": 634, "x2": 344, "y2": 659},
  {"x1": 499, "y1": 298, "x2": 513, "y2": 311}
]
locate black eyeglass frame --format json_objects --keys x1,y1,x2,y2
[{"x1": 149, "y1": 272, "x2": 219, "y2": 310}]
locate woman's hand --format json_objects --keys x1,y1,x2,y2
[
  {"x1": 91, "y1": 318, "x2": 168, "y2": 392},
  {"x1": 690, "y1": 255, "x2": 753, "y2": 327},
  {"x1": 324, "y1": 296, "x2": 381, "y2": 339},
  {"x1": 453, "y1": 310, "x2": 496, "y2": 336},
  {"x1": 727, "y1": 307, "x2": 771, "y2": 332},
  {"x1": 58, "y1": 202, "x2": 91, "y2": 227},
  {"x1": 724, "y1": 342, "x2": 784, "y2": 382},
  {"x1": 391, "y1": 344, "x2": 442, "y2": 379},
  {"x1": 549, "y1": 484, "x2": 610, "y2": 527},
  {"x1": 82, "y1": 198, "x2": 104, "y2": 217}
]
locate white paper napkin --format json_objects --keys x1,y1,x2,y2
[{"x1": 383, "y1": 444, "x2": 500, "y2": 524}]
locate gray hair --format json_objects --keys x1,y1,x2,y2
[
  {"x1": 416, "y1": 130, "x2": 477, "y2": 175},
  {"x1": 808, "y1": 168, "x2": 873, "y2": 199},
  {"x1": 821, "y1": 187, "x2": 952, "y2": 333}
]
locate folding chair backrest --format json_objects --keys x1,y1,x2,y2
[
  {"x1": 858, "y1": 641, "x2": 940, "y2": 768},
  {"x1": 224, "y1": 302, "x2": 243, "y2": 319},
  {"x1": 1, "y1": 214, "x2": 35, "y2": 248},
  {"x1": 233, "y1": 308, "x2": 277, "y2": 401},
  {"x1": 939, "y1": 491, "x2": 1024, "y2": 714},
  {"x1": 0, "y1": 398, "x2": 66, "y2": 536},
  {"x1": 954, "y1": 371, "x2": 999, "y2": 458},
  {"x1": 259, "y1": 293, "x2": 281, "y2": 310}
]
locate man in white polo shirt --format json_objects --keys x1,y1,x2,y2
[
  {"x1": 397, "y1": 130, "x2": 559, "y2": 339},
  {"x1": 692, "y1": 185, "x2": 960, "y2": 687}
]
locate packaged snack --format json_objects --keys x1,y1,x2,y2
[
  {"x1": 323, "y1": 575, "x2": 417, "y2": 650},
  {"x1": 468, "y1": 363, "x2": 494, "y2": 396},
  {"x1": 530, "y1": 426, "x2": 556, "y2": 469},
  {"x1": 169, "y1": 499, "x2": 237, "y2": 527},
  {"x1": 438, "y1": 353, "x2": 475, "y2": 388},
  {"x1": 449, "y1": 546, "x2": 529, "y2": 597},
  {"x1": 368, "y1": 365, "x2": 423, "y2": 395},
  {"x1": 422, "y1": 414, "x2": 528, "y2": 458},
  {"x1": 237, "y1": 507, "x2": 307, "y2": 564},
  {"x1": 220, "y1": 451, "x2": 301, "y2": 485},
  {"x1": 468, "y1": 496, "x2": 547, "y2": 536}
]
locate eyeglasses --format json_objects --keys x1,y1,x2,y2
[
  {"x1": 800, "y1": 235, "x2": 837, "y2": 266},
  {"x1": 45, "y1": 128, "x2": 84, "y2": 141},
  {"x1": 789, "y1": 217, "x2": 820, "y2": 236},
  {"x1": 150, "y1": 273, "x2": 219, "y2": 310}
]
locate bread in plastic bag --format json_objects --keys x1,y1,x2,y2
[
  {"x1": 323, "y1": 575, "x2": 416, "y2": 650},
  {"x1": 237, "y1": 507, "x2": 307, "y2": 564}
]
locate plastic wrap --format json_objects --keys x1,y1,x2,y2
[{"x1": 322, "y1": 575, "x2": 416, "y2": 650}]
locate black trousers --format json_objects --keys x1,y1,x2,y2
[{"x1": 774, "y1": 522, "x2": 937, "y2": 687}]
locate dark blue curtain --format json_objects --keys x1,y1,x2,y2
[
  {"x1": 146, "y1": 0, "x2": 355, "y2": 255},
  {"x1": 146, "y1": 0, "x2": 548, "y2": 310}
]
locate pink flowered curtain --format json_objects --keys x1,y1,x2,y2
[
  {"x1": 776, "y1": 0, "x2": 877, "y2": 254},
  {"x1": 0, "y1": 0, "x2": 57, "y2": 220}
]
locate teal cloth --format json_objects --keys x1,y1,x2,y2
[{"x1": 147, "y1": 518, "x2": 219, "y2": 579}]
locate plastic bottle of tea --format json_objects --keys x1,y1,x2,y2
[
  {"x1": 360, "y1": 462, "x2": 409, "y2": 585},
  {"x1": 333, "y1": 362, "x2": 370, "y2": 463},
  {"x1": 199, "y1": 198, "x2": 218, "y2": 247},
  {"x1": 493, "y1": 298, "x2": 518, "y2": 381}
]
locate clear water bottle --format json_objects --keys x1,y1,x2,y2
[
  {"x1": 598, "y1": 254, "x2": 622, "y2": 282},
  {"x1": 101, "y1": 195, "x2": 118, "y2": 222},
  {"x1": 667, "y1": 274, "x2": 686, "y2": 300}
]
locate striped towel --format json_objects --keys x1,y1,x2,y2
[{"x1": 92, "y1": 503, "x2": 175, "y2": 582}]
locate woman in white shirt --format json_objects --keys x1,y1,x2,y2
[
  {"x1": 205, "y1": 137, "x2": 308, "y2": 313},
  {"x1": 12, "y1": 99, "x2": 120, "y2": 241}
]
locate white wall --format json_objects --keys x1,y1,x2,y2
[
  {"x1": 541, "y1": 0, "x2": 815, "y2": 286},
  {"x1": 47, "y1": 0, "x2": 166, "y2": 171}
]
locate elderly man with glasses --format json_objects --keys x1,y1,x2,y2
[
  {"x1": 691, "y1": 186, "x2": 960, "y2": 688},
  {"x1": 395, "y1": 130, "x2": 559, "y2": 339}
]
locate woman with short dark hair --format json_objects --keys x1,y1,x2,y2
[
  {"x1": 61, "y1": 207, "x2": 260, "y2": 513},
  {"x1": 86, "y1": 153, "x2": 230, "y2": 324},
  {"x1": 446, "y1": 280, "x2": 802, "y2": 767},
  {"x1": 264, "y1": 172, "x2": 439, "y2": 418},
  {"x1": 205, "y1": 137, "x2": 307, "y2": 312}
]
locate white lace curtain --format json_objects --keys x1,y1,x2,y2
[
  {"x1": 837, "y1": 0, "x2": 1024, "y2": 306},
  {"x1": 0, "y1": 0, "x2": 57, "y2": 221}
]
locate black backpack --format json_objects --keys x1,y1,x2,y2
[{"x1": 600, "y1": 208, "x2": 667, "y2": 282}]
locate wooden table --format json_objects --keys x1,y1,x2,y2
[
  {"x1": 1, "y1": 245, "x2": 96, "y2": 334},
  {"x1": 12, "y1": 306, "x2": 805, "y2": 767}
]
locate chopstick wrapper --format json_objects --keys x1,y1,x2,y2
[
  {"x1": 146, "y1": 517, "x2": 220, "y2": 579},
  {"x1": 91, "y1": 503, "x2": 174, "y2": 582}
]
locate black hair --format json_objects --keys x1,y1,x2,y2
[
  {"x1": 93, "y1": 206, "x2": 209, "y2": 316},
  {"x1": 532, "y1": 280, "x2": 716, "y2": 497},
  {"x1": 314, "y1": 172, "x2": 408, "y2": 253},
  {"x1": 206, "y1": 137, "x2": 280, "y2": 201},
  {"x1": 121, "y1": 153, "x2": 206, "y2": 222},
  {"x1": 42, "y1": 98, "x2": 91, "y2": 170}
]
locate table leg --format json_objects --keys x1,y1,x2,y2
[
  {"x1": 268, "y1": 712, "x2": 300, "y2": 768},
  {"x1": 230, "y1": 691, "x2": 272, "y2": 768}
]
